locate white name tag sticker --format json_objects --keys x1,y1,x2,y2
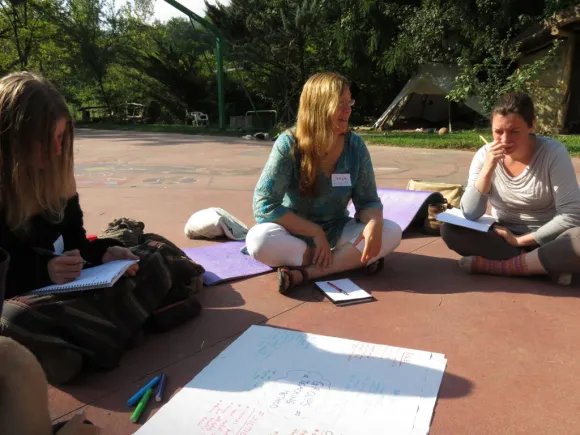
[
  {"x1": 331, "y1": 173, "x2": 352, "y2": 187},
  {"x1": 53, "y1": 234, "x2": 64, "y2": 254}
]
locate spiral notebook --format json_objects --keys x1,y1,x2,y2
[
  {"x1": 28, "y1": 259, "x2": 138, "y2": 295},
  {"x1": 315, "y1": 279, "x2": 375, "y2": 306}
]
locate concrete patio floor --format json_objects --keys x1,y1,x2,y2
[{"x1": 48, "y1": 130, "x2": 580, "y2": 434}]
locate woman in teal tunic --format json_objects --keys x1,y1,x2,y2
[{"x1": 246, "y1": 72, "x2": 402, "y2": 293}]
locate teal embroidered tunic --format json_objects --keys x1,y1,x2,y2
[{"x1": 253, "y1": 131, "x2": 382, "y2": 247}]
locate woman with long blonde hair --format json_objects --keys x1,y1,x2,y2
[
  {"x1": 246, "y1": 72, "x2": 402, "y2": 293},
  {"x1": 0, "y1": 72, "x2": 204, "y2": 385}
]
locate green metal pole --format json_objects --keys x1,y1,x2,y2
[
  {"x1": 162, "y1": 0, "x2": 226, "y2": 129},
  {"x1": 216, "y1": 37, "x2": 225, "y2": 130}
]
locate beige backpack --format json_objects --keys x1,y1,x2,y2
[{"x1": 406, "y1": 179, "x2": 465, "y2": 208}]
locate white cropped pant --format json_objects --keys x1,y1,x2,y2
[{"x1": 246, "y1": 218, "x2": 402, "y2": 268}]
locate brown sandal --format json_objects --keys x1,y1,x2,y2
[
  {"x1": 365, "y1": 257, "x2": 385, "y2": 275},
  {"x1": 277, "y1": 267, "x2": 310, "y2": 295}
]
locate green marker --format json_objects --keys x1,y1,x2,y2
[{"x1": 130, "y1": 387, "x2": 152, "y2": 423}]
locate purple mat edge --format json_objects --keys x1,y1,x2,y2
[
  {"x1": 183, "y1": 243, "x2": 273, "y2": 286},
  {"x1": 200, "y1": 268, "x2": 272, "y2": 286},
  {"x1": 348, "y1": 188, "x2": 444, "y2": 231}
]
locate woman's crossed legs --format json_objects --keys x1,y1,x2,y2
[
  {"x1": 441, "y1": 223, "x2": 580, "y2": 285},
  {"x1": 246, "y1": 219, "x2": 402, "y2": 292}
]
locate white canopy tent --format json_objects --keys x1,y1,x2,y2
[{"x1": 373, "y1": 63, "x2": 486, "y2": 130}]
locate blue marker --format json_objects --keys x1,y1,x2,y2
[
  {"x1": 127, "y1": 376, "x2": 160, "y2": 406},
  {"x1": 155, "y1": 371, "x2": 167, "y2": 403}
]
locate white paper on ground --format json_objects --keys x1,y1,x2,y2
[
  {"x1": 436, "y1": 207, "x2": 496, "y2": 232},
  {"x1": 135, "y1": 325, "x2": 447, "y2": 435}
]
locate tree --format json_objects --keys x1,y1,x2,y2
[
  {"x1": 448, "y1": 31, "x2": 561, "y2": 114},
  {"x1": 62, "y1": 0, "x2": 121, "y2": 111},
  {"x1": 1, "y1": 0, "x2": 576, "y2": 126},
  {"x1": 206, "y1": 0, "x2": 395, "y2": 121},
  {"x1": 119, "y1": 17, "x2": 215, "y2": 119},
  {"x1": 206, "y1": 0, "x2": 305, "y2": 120},
  {"x1": 0, "y1": 0, "x2": 57, "y2": 72},
  {"x1": 380, "y1": 0, "x2": 572, "y2": 117}
]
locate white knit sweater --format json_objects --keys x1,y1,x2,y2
[{"x1": 461, "y1": 136, "x2": 580, "y2": 245}]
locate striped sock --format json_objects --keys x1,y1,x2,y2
[{"x1": 463, "y1": 254, "x2": 529, "y2": 276}]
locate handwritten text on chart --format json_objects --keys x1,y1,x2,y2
[
  {"x1": 348, "y1": 341, "x2": 416, "y2": 367},
  {"x1": 255, "y1": 329, "x2": 311, "y2": 360},
  {"x1": 197, "y1": 400, "x2": 264, "y2": 434},
  {"x1": 252, "y1": 369, "x2": 277, "y2": 388},
  {"x1": 261, "y1": 371, "x2": 331, "y2": 419}
]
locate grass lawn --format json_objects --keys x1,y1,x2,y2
[{"x1": 361, "y1": 130, "x2": 580, "y2": 156}]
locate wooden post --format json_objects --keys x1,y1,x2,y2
[{"x1": 553, "y1": 29, "x2": 576, "y2": 133}]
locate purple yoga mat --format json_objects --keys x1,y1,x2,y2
[
  {"x1": 347, "y1": 188, "x2": 444, "y2": 231},
  {"x1": 185, "y1": 188, "x2": 440, "y2": 285},
  {"x1": 183, "y1": 241, "x2": 272, "y2": 286}
]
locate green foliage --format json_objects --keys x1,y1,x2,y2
[
  {"x1": 542, "y1": 0, "x2": 580, "y2": 18},
  {"x1": 60, "y1": 0, "x2": 122, "y2": 110},
  {"x1": 364, "y1": 129, "x2": 580, "y2": 155},
  {"x1": 144, "y1": 100, "x2": 161, "y2": 123},
  {"x1": 0, "y1": 0, "x2": 578, "y2": 128},
  {"x1": 448, "y1": 30, "x2": 562, "y2": 113},
  {"x1": 205, "y1": 0, "x2": 324, "y2": 120},
  {"x1": 205, "y1": 0, "x2": 406, "y2": 121},
  {"x1": 381, "y1": 0, "x2": 570, "y2": 113},
  {"x1": 0, "y1": 0, "x2": 61, "y2": 72}
]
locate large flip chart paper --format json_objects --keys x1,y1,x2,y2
[{"x1": 135, "y1": 325, "x2": 447, "y2": 435}]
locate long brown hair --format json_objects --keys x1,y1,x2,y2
[
  {"x1": 0, "y1": 72, "x2": 75, "y2": 231},
  {"x1": 293, "y1": 72, "x2": 350, "y2": 195}
]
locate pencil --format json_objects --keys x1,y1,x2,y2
[{"x1": 479, "y1": 135, "x2": 489, "y2": 144}]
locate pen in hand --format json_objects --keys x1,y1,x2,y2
[
  {"x1": 328, "y1": 281, "x2": 349, "y2": 295},
  {"x1": 33, "y1": 247, "x2": 92, "y2": 266}
]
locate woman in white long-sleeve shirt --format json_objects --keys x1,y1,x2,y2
[{"x1": 441, "y1": 92, "x2": 580, "y2": 285}]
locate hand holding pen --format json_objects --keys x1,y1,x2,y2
[{"x1": 37, "y1": 248, "x2": 89, "y2": 285}]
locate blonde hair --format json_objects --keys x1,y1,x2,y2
[
  {"x1": 293, "y1": 72, "x2": 350, "y2": 195},
  {"x1": 0, "y1": 72, "x2": 75, "y2": 231}
]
